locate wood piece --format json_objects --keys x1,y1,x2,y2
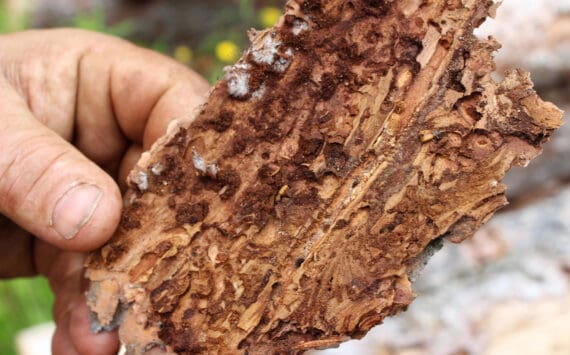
[{"x1": 85, "y1": 0, "x2": 564, "y2": 354}]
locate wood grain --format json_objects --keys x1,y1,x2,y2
[{"x1": 85, "y1": 0, "x2": 563, "y2": 353}]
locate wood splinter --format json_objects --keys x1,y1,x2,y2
[{"x1": 85, "y1": 0, "x2": 563, "y2": 354}]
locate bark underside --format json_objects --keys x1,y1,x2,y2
[{"x1": 85, "y1": 0, "x2": 563, "y2": 354}]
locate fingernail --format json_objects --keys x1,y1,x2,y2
[{"x1": 51, "y1": 184, "x2": 103, "y2": 240}]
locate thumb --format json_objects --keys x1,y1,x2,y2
[{"x1": 0, "y1": 97, "x2": 122, "y2": 252}]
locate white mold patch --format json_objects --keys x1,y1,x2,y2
[
  {"x1": 206, "y1": 163, "x2": 219, "y2": 177},
  {"x1": 292, "y1": 19, "x2": 309, "y2": 35},
  {"x1": 192, "y1": 150, "x2": 207, "y2": 174},
  {"x1": 252, "y1": 83, "x2": 267, "y2": 100},
  {"x1": 134, "y1": 171, "x2": 149, "y2": 192},
  {"x1": 274, "y1": 56, "x2": 292, "y2": 73},
  {"x1": 227, "y1": 32, "x2": 296, "y2": 100},
  {"x1": 224, "y1": 62, "x2": 251, "y2": 99},
  {"x1": 192, "y1": 149, "x2": 218, "y2": 178},
  {"x1": 151, "y1": 163, "x2": 164, "y2": 176},
  {"x1": 275, "y1": 48, "x2": 295, "y2": 72},
  {"x1": 251, "y1": 34, "x2": 282, "y2": 65}
]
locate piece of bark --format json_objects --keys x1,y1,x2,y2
[{"x1": 85, "y1": 0, "x2": 563, "y2": 354}]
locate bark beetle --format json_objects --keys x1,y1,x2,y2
[{"x1": 85, "y1": 0, "x2": 563, "y2": 354}]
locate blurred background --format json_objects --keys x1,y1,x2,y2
[{"x1": 0, "y1": 0, "x2": 568, "y2": 354}]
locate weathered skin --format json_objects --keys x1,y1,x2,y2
[{"x1": 85, "y1": 0, "x2": 563, "y2": 354}]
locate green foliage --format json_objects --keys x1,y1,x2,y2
[
  {"x1": 148, "y1": 39, "x2": 170, "y2": 55},
  {"x1": 0, "y1": 0, "x2": 30, "y2": 33},
  {"x1": 208, "y1": 62, "x2": 227, "y2": 84},
  {"x1": 239, "y1": 0, "x2": 256, "y2": 25},
  {"x1": 69, "y1": 8, "x2": 134, "y2": 38},
  {"x1": 0, "y1": 3, "x2": 6, "y2": 33},
  {"x1": 0, "y1": 277, "x2": 54, "y2": 355}
]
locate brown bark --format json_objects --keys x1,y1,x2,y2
[{"x1": 85, "y1": 0, "x2": 563, "y2": 354}]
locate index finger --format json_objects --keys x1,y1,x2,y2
[{"x1": 1, "y1": 29, "x2": 210, "y2": 166}]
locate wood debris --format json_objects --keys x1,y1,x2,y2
[{"x1": 85, "y1": 0, "x2": 563, "y2": 353}]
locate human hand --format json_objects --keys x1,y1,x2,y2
[{"x1": 0, "y1": 29, "x2": 209, "y2": 354}]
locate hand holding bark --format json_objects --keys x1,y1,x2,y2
[{"x1": 0, "y1": 29, "x2": 209, "y2": 355}]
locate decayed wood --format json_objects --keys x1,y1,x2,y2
[{"x1": 85, "y1": 0, "x2": 563, "y2": 354}]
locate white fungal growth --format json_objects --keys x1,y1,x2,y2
[
  {"x1": 251, "y1": 34, "x2": 282, "y2": 65},
  {"x1": 273, "y1": 48, "x2": 295, "y2": 73},
  {"x1": 225, "y1": 33, "x2": 295, "y2": 99},
  {"x1": 193, "y1": 150, "x2": 218, "y2": 178},
  {"x1": 192, "y1": 150, "x2": 207, "y2": 174},
  {"x1": 252, "y1": 83, "x2": 266, "y2": 100},
  {"x1": 134, "y1": 171, "x2": 149, "y2": 191},
  {"x1": 224, "y1": 62, "x2": 251, "y2": 99},
  {"x1": 206, "y1": 163, "x2": 219, "y2": 178},
  {"x1": 151, "y1": 163, "x2": 164, "y2": 176},
  {"x1": 274, "y1": 57, "x2": 291, "y2": 73},
  {"x1": 292, "y1": 19, "x2": 309, "y2": 35}
]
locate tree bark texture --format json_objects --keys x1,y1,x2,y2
[{"x1": 85, "y1": 0, "x2": 563, "y2": 354}]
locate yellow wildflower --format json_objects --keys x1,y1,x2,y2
[
  {"x1": 215, "y1": 40, "x2": 240, "y2": 63},
  {"x1": 259, "y1": 6, "x2": 281, "y2": 28}
]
